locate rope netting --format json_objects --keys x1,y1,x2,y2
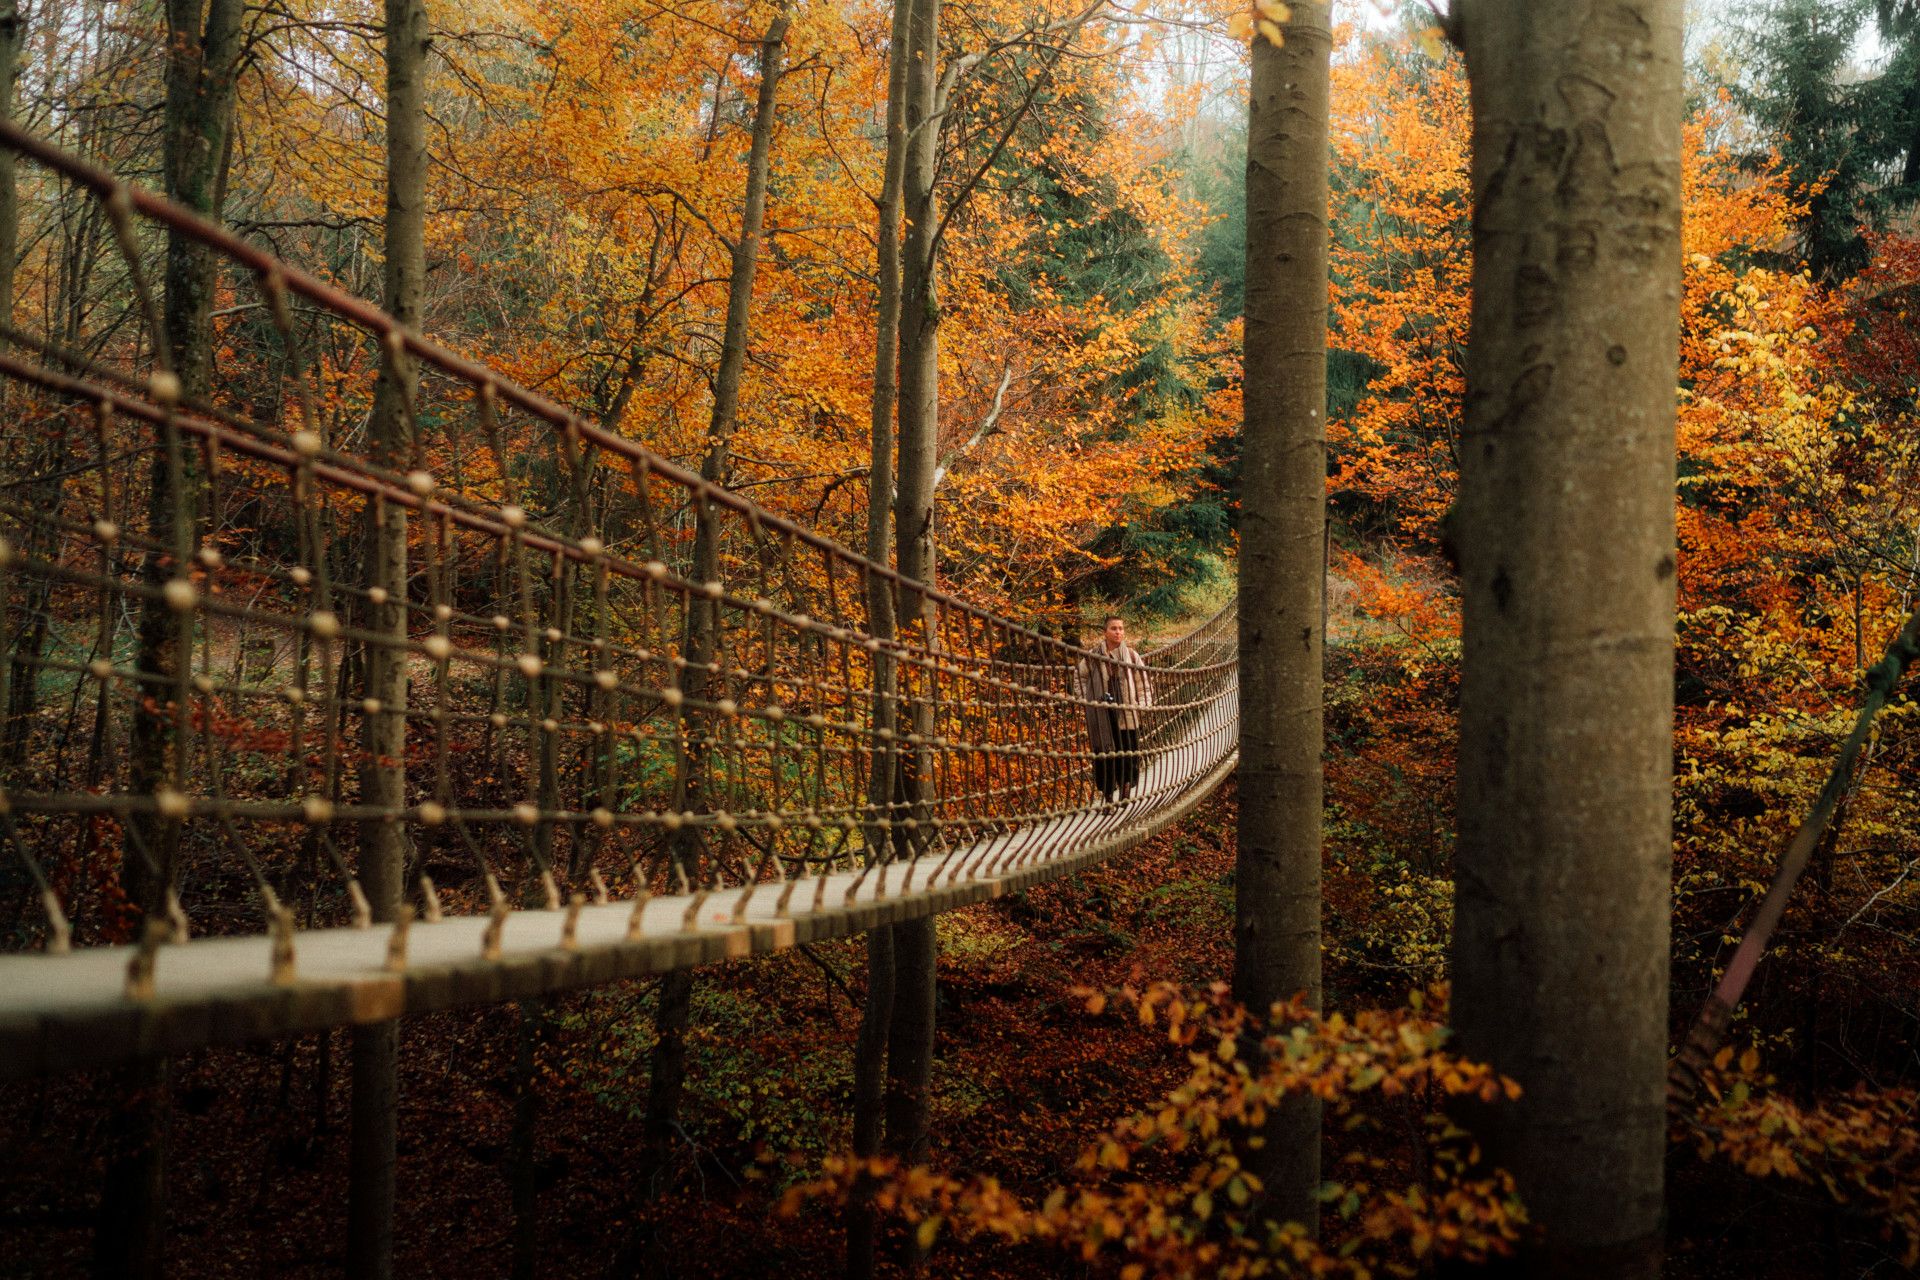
[{"x1": 0, "y1": 125, "x2": 1237, "y2": 1073}]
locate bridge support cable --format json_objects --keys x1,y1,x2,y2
[{"x1": 0, "y1": 125, "x2": 1241, "y2": 1079}]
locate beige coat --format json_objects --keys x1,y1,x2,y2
[{"x1": 1075, "y1": 641, "x2": 1153, "y2": 752}]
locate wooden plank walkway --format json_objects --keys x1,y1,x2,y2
[{"x1": 0, "y1": 697, "x2": 1235, "y2": 1078}]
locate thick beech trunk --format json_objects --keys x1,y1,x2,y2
[
  {"x1": 641, "y1": 5, "x2": 789, "y2": 1198},
  {"x1": 884, "y1": 0, "x2": 940, "y2": 1256},
  {"x1": 849, "y1": 0, "x2": 915, "y2": 1272},
  {"x1": 1453, "y1": 2, "x2": 1681, "y2": 1273},
  {"x1": 348, "y1": 3, "x2": 429, "y2": 1276},
  {"x1": 1235, "y1": 2, "x2": 1330, "y2": 1235}
]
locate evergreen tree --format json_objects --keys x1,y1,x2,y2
[
  {"x1": 1876, "y1": 1, "x2": 1920, "y2": 184},
  {"x1": 988, "y1": 81, "x2": 1238, "y2": 617},
  {"x1": 1731, "y1": 0, "x2": 1913, "y2": 282}
]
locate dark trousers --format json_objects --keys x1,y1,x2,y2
[{"x1": 1093, "y1": 722, "x2": 1141, "y2": 799}]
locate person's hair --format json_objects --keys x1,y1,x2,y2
[{"x1": 1103, "y1": 613, "x2": 1125, "y2": 627}]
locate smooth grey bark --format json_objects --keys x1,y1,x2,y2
[
  {"x1": 362, "y1": 0, "x2": 427, "y2": 919},
  {"x1": 1234, "y1": 2, "x2": 1330, "y2": 1236},
  {"x1": 894, "y1": 0, "x2": 939, "y2": 598},
  {"x1": 1452, "y1": 2, "x2": 1681, "y2": 1274},
  {"x1": 641, "y1": 4, "x2": 790, "y2": 1194},
  {"x1": 849, "y1": 0, "x2": 914, "y2": 1272},
  {"x1": 349, "y1": 3, "x2": 429, "y2": 1276},
  {"x1": 884, "y1": 0, "x2": 940, "y2": 1256}
]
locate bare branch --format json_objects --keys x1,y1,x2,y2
[{"x1": 934, "y1": 361, "x2": 1015, "y2": 489}]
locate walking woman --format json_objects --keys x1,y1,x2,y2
[{"x1": 1075, "y1": 614, "x2": 1154, "y2": 803}]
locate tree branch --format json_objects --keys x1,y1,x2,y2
[{"x1": 934, "y1": 361, "x2": 1015, "y2": 489}]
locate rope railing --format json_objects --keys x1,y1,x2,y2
[{"x1": 0, "y1": 125, "x2": 1239, "y2": 1077}]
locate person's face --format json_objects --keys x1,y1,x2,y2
[{"x1": 1104, "y1": 618, "x2": 1125, "y2": 648}]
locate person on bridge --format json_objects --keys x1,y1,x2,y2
[{"x1": 1076, "y1": 613, "x2": 1153, "y2": 804}]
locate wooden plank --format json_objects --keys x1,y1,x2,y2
[{"x1": 0, "y1": 748, "x2": 1236, "y2": 1079}]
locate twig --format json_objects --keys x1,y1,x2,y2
[
  {"x1": 796, "y1": 943, "x2": 857, "y2": 1020},
  {"x1": 1836, "y1": 856, "x2": 1920, "y2": 939}
]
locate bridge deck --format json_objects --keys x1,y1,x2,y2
[{"x1": 0, "y1": 706, "x2": 1234, "y2": 1079}]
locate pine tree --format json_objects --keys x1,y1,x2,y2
[
  {"x1": 1731, "y1": 0, "x2": 1912, "y2": 282},
  {"x1": 988, "y1": 82, "x2": 1236, "y2": 617}
]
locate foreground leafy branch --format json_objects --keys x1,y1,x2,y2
[
  {"x1": 783, "y1": 984, "x2": 1525, "y2": 1278},
  {"x1": 1681, "y1": 1048, "x2": 1920, "y2": 1270}
]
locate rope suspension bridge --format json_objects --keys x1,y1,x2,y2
[{"x1": 0, "y1": 127, "x2": 1239, "y2": 1079}]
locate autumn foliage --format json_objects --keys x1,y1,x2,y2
[
  {"x1": 784, "y1": 983, "x2": 1525, "y2": 1279},
  {"x1": 1318, "y1": 26, "x2": 1920, "y2": 1272},
  {"x1": 7, "y1": 3, "x2": 1920, "y2": 1276}
]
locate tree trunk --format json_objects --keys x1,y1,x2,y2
[
  {"x1": 101, "y1": 6, "x2": 245, "y2": 1273},
  {"x1": 349, "y1": 5, "x2": 429, "y2": 1274},
  {"x1": 1904, "y1": 74, "x2": 1920, "y2": 188},
  {"x1": 124, "y1": 0, "x2": 244, "y2": 909},
  {"x1": 894, "y1": 0, "x2": 939, "y2": 599},
  {"x1": 849, "y1": 0, "x2": 914, "y2": 1271},
  {"x1": 0, "y1": 2, "x2": 18, "y2": 345},
  {"x1": 93, "y1": 1058, "x2": 169, "y2": 1280},
  {"x1": 1234, "y1": 2, "x2": 1331, "y2": 1236},
  {"x1": 346, "y1": 1021, "x2": 399, "y2": 1278},
  {"x1": 511, "y1": 1001, "x2": 543, "y2": 1280},
  {"x1": 884, "y1": 0, "x2": 941, "y2": 1260},
  {"x1": 847, "y1": 924, "x2": 896, "y2": 1280},
  {"x1": 1452, "y1": 3, "x2": 1681, "y2": 1274},
  {"x1": 640, "y1": 3, "x2": 789, "y2": 1211}
]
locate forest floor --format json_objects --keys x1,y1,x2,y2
[{"x1": 0, "y1": 781, "x2": 1855, "y2": 1278}]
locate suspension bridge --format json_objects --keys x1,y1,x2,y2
[{"x1": 0, "y1": 126, "x2": 1240, "y2": 1079}]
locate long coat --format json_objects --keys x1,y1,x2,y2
[{"x1": 1074, "y1": 641, "x2": 1154, "y2": 753}]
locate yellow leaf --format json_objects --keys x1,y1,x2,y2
[
  {"x1": 916, "y1": 1215, "x2": 943, "y2": 1250},
  {"x1": 1227, "y1": 11, "x2": 1253, "y2": 39},
  {"x1": 1257, "y1": 18, "x2": 1284, "y2": 46}
]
